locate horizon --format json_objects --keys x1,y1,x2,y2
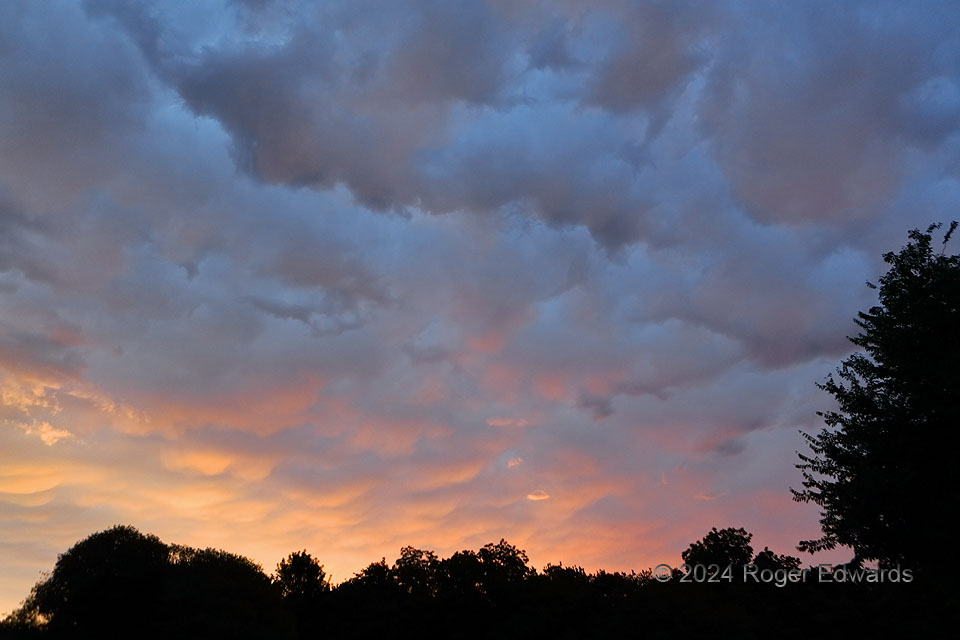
[{"x1": 2, "y1": 0, "x2": 957, "y2": 617}]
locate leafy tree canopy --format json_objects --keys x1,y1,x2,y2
[
  {"x1": 7, "y1": 525, "x2": 293, "y2": 640},
  {"x1": 752, "y1": 547, "x2": 801, "y2": 573},
  {"x1": 17, "y1": 525, "x2": 169, "y2": 637},
  {"x1": 274, "y1": 550, "x2": 330, "y2": 602},
  {"x1": 793, "y1": 222, "x2": 960, "y2": 574},
  {"x1": 681, "y1": 527, "x2": 754, "y2": 569}
]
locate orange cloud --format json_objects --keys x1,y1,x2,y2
[{"x1": 487, "y1": 417, "x2": 531, "y2": 428}]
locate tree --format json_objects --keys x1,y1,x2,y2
[
  {"x1": 475, "y1": 539, "x2": 534, "y2": 604},
  {"x1": 476, "y1": 539, "x2": 533, "y2": 585},
  {"x1": 438, "y1": 550, "x2": 484, "y2": 601},
  {"x1": 681, "y1": 527, "x2": 754, "y2": 570},
  {"x1": 7, "y1": 525, "x2": 294, "y2": 639},
  {"x1": 15, "y1": 525, "x2": 169, "y2": 638},
  {"x1": 165, "y1": 545, "x2": 293, "y2": 639},
  {"x1": 275, "y1": 550, "x2": 330, "y2": 602},
  {"x1": 751, "y1": 547, "x2": 801, "y2": 573},
  {"x1": 274, "y1": 550, "x2": 329, "y2": 638},
  {"x1": 393, "y1": 546, "x2": 441, "y2": 598},
  {"x1": 793, "y1": 222, "x2": 960, "y2": 575}
]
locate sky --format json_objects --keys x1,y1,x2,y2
[{"x1": 2, "y1": 0, "x2": 959, "y2": 615}]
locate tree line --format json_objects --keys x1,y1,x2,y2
[{"x1": 0, "y1": 523, "x2": 950, "y2": 639}]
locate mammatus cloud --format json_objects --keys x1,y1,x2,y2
[{"x1": 2, "y1": 0, "x2": 959, "y2": 616}]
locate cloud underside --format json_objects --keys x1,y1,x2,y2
[{"x1": 1, "y1": 0, "x2": 958, "y2": 615}]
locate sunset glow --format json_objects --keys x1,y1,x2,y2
[{"x1": 2, "y1": 0, "x2": 958, "y2": 616}]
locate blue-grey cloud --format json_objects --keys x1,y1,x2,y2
[{"x1": 1, "y1": 0, "x2": 958, "y2": 617}]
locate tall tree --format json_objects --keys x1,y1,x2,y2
[{"x1": 793, "y1": 222, "x2": 960, "y2": 574}]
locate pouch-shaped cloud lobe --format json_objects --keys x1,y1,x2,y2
[{"x1": 1, "y1": 0, "x2": 958, "y2": 615}]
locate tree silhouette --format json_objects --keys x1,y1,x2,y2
[
  {"x1": 3, "y1": 525, "x2": 949, "y2": 638},
  {"x1": 477, "y1": 539, "x2": 533, "y2": 582},
  {"x1": 438, "y1": 550, "x2": 484, "y2": 602},
  {"x1": 274, "y1": 549, "x2": 329, "y2": 638},
  {"x1": 793, "y1": 222, "x2": 960, "y2": 575},
  {"x1": 394, "y1": 546, "x2": 441, "y2": 598},
  {"x1": 751, "y1": 547, "x2": 801, "y2": 573},
  {"x1": 681, "y1": 527, "x2": 754, "y2": 570},
  {"x1": 4, "y1": 525, "x2": 294, "y2": 639},
  {"x1": 275, "y1": 550, "x2": 330, "y2": 602},
  {"x1": 340, "y1": 558, "x2": 397, "y2": 596},
  {"x1": 165, "y1": 545, "x2": 293, "y2": 639},
  {"x1": 14, "y1": 525, "x2": 169, "y2": 638},
  {"x1": 474, "y1": 539, "x2": 534, "y2": 604}
]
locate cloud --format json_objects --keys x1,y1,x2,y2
[
  {"x1": 0, "y1": 0, "x2": 955, "y2": 616},
  {"x1": 21, "y1": 422, "x2": 75, "y2": 446},
  {"x1": 487, "y1": 417, "x2": 531, "y2": 428},
  {"x1": 584, "y1": 2, "x2": 713, "y2": 116},
  {"x1": 700, "y1": 2, "x2": 960, "y2": 224}
]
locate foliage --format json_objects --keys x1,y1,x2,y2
[
  {"x1": 165, "y1": 545, "x2": 292, "y2": 639},
  {"x1": 752, "y1": 547, "x2": 801, "y2": 573},
  {"x1": 793, "y1": 222, "x2": 960, "y2": 573},
  {"x1": 681, "y1": 527, "x2": 754, "y2": 570},
  {"x1": 477, "y1": 538, "x2": 533, "y2": 583},
  {"x1": 3, "y1": 524, "x2": 952, "y2": 638},
  {"x1": 16, "y1": 525, "x2": 169, "y2": 638},
  {"x1": 3, "y1": 525, "x2": 293, "y2": 640},
  {"x1": 394, "y1": 546, "x2": 441, "y2": 598},
  {"x1": 438, "y1": 550, "x2": 484, "y2": 601},
  {"x1": 274, "y1": 550, "x2": 330, "y2": 602}
]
